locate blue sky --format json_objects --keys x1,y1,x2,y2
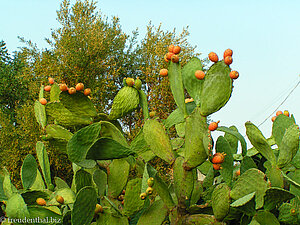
[{"x1": 1, "y1": 0, "x2": 300, "y2": 142}]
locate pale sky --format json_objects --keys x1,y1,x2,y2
[{"x1": 1, "y1": 0, "x2": 300, "y2": 146}]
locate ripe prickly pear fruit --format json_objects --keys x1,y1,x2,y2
[
  {"x1": 208, "y1": 121, "x2": 220, "y2": 131},
  {"x1": 59, "y1": 83, "x2": 68, "y2": 92},
  {"x1": 283, "y1": 110, "x2": 290, "y2": 117},
  {"x1": 140, "y1": 193, "x2": 147, "y2": 200},
  {"x1": 173, "y1": 46, "x2": 181, "y2": 54},
  {"x1": 68, "y1": 87, "x2": 76, "y2": 95},
  {"x1": 276, "y1": 111, "x2": 283, "y2": 116},
  {"x1": 122, "y1": 189, "x2": 126, "y2": 195},
  {"x1": 118, "y1": 195, "x2": 124, "y2": 201},
  {"x1": 44, "y1": 85, "x2": 51, "y2": 92},
  {"x1": 223, "y1": 49, "x2": 233, "y2": 59},
  {"x1": 229, "y1": 71, "x2": 239, "y2": 79},
  {"x1": 84, "y1": 88, "x2": 91, "y2": 96},
  {"x1": 208, "y1": 52, "x2": 218, "y2": 63},
  {"x1": 36, "y1": 198, "x2": 46, "y2": 206},
  {"x1": 126, "y1": 78, "x2": 135, "y2": 87},
  {"x1": 185, "y1": 98, "x2": 194, "y2": 103},
  {"x1": 213, "y1": 164, "x2": 222, "y2": 170},
  {"x1": 271, "y1": 116, "x2": 276, "y2": 122},
  {"x1": 149, "y1": 111, "x2": 156, "y2": 118},
  {"x1": 224, "y1": 56, "x2": 233, "y2": 65},
  {"x1": 39, "y1": 98, "x2": 47, "y2": 105},
  {"x1": 147, "y1": 177, "x2": 154, "y2": 187},
  {"x1": 160, "y1": 69, "x2": 168, "y2": 77},
  {"x1": 135, "y1": 77, "x2": 142, "y2": 90},
  {"x1": 56, "y1": 195, "x2": 64, "y2": 204},
  {"x1": 171, "y1": 54, "x2": 179, "y2": 63},
  {"x1": 195, "y1": 70, "x2": 205, "y2": 80},
  {"x1": 75, "y1": 83, "x2": 84, "y2": 91},
  {"x1": 168, "y1": 44, "x2": 174, "y2": 53},
  {"x1": 95, "y1": 204, "x2": 104, "y2": 214},
  {"x1": 211, "y1": 152, "x2": 226, "y2": 164},
  {"x1": 48, "y1": 77, "x2": 55, "y2": 84},
  {"x1": 146, "y1": 187, "x2": 153, "y2": 195}
]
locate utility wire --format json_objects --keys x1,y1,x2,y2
[{"x1": 257, "y1": 78, "x2": 300, "y2": 128}]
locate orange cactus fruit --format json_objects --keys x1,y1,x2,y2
[
  {"x1": 211, "y1": 152, "x2": 226, "y2": 164},
  {"x1": 276, "y1": 111, "x2": 283, "y2": 116},
  {"x1": 236, "y1": 169, "x2": 241, "y2": 176},
  {"x1": 223, "y1": 48, "x2": 233, "y2": 59},
  {"x1": 160, "y1": 69, "x2": 168, "y2": 77},
  {"x1": 95, "y1": 204, "x2": 104, "y2": 214},
  {"x1": 195, "y1": 70, "x2": 205, "y2": 80},
  {"x1": 48, "y1": 77, "x2": 55, "y2": 84},
  {"x1": 164, "y1": 54, "x2": 169, "y2": 62},
  {"x1": 271, "y1": 116, "x2": 276, "y2": 122},
  {"x1": 283, "y1": 110, "x2": 290, "y2": 117},
  {"x1": 39, "y1": 98, "x2": 47, "y2": 105},
  {"x1": 171, "y1": 54, "x2": 179, "y2": 63},
  {"x1": 166, "y1": 52, "x2": 175, "y2": 60},
  {"x1": 59, "y1": 84, "x2": 68, "y2": 92},
  {"x1": 213, "y1": 164, "x2": 222, "y2": 170},
  {"x1": 168, "y1": 44, "x2": 174, "y2": 53},
  {"x1": 84, "y1": 88, "x2": 91, "y2": 96},
  {"x1": 208, "y1": 120, "x2": 220, "y2": 131},
  {"x1": 44, "y1": 85, "x2": 51, "y2": 92},
  {"x1": 140, "y1": 193, "x2": 147, "y2": 200},
  {"x1": 36, "y1": 198, "x2": 46, "y2": 206},
  {"x1": 185, "y1": 98, "x2": 194, "y2": 103},
  {"x1": 149, "y1": 111, "x2": 156, "y2": 118},
  {"x1": 229, "y1": 71, "x2": 239, "y2": 79},
  {"x1": 75, "y1": 83, "x2": 84, "y2": 91},
  {"x1": 68, "y1": 87, "x2": 76, "y2": 95},
  {"x1": 224, "y1": 56, "x2": 233, "y2": 65},
  {"x1": 56, "y1": 195, "x2": 64, "y2": 204},
  {"x1": 172, "y1": 46, "x2": 181, "y2": 54},
  {"x1": 208, "y1": 52, "x2": 219, "y2": 63}
]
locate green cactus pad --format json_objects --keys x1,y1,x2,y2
[
  {"x1": 141, "y1": 164, "x2": 150, "y2": 194},
  {"x1": 278, "y1": 203, "x2": 299, "y2": 224},
  {"x1": 175, "y1": 122, "x2": 186, "y2": 137},
  {"x1": 27, "y1": 206, "x2": 62, "y2": 221},
  {"x1": 36, "y1": 142, "x2": 52, "y2": 188},
  {"x1": 182, "y1": 57, "x2": 203, "y2": 105},
  {"x1": 285, "y1": 170, "x2": 300, "y2": 196},
  {"x1": 216, "y1": 136, "x2": 234, "y2": 186},
  {"x1": 59, "y1": 91, "x2": 97, "y2": 118},
  {"x1": 143, "y1": 119, "x2": 175, "y2": 164},
  {"x1": 184, "y1": 107, "x2": 208, "y2": 170},
  {"x1": 71, "y1": 186, "x2": 97, "y2": 225},
  {"x1": 93, "y1": 168, "x2": 107, "y2": 197},
  {"x1": 163, "y1": 108, "x2": 185, "y2": 129},
  {"x1": 5, "y1": 193, "x2": 30, "y2": 218},
  {"x1": 100, "y1": 121, "x2": 129, "y2": 147},
  {"x1": 240, "y1": 156, "x2": 257, "y2": 174},
  {"x1": 108, "y1": 86, "x2": 139, "y2": 120},
  {"x1": 264, "y1": 162, "x2": 283, "y2": 188},
  {"x1": 168, "y1": 61, "x2": 187, "y2": 116},
  {"x1": 21, "y1": 154, "x2": 38, "y2": 189},
  {"x1": 95, "y1": 209, "x2": 129, "y2": 225},
  {"x1": 171, "y1": 138, "x2": 185, "y2": 150},
  {"x1": 202, "y1": 165, "x2": 215, "y2": 189},
  {"x1": 185, "y1": 214, "x2": 226, "y2": 225},
  {"x1": 251, "y1": 210, "x2": 280, "y2": 225},
  {"x1": 199, "y1": 61, "x2": 232, "y2": 116},
  {"x1": 277, "y1": 124, "x2": 300, "y2": 168},
  {"x1": 224, "y1": 125, "x2": 239, "y2": 154},
  {"x1": 46, "y1": 102, "x2": 92, "y2": 126},
  {"x1": 54, "y1": 177, "x2": 70, "y2": 189},
  {"x1": 108, "y1": 159, "x2": 130, "y2": 198},
  {"x1": 272, "y1": 114, "x2": 296, "y2": 148},
  {"x1": 263, "y1": 187, "x2": 295, "y2": 211},
  {"x1": 291, "y1": 149, "x2": 300, "y2": 169},
  {"x1": 137, "y1": 199, "x2": 169, "y2": 225},
  {"x1": 30, "y1": 170, "x2": 46, "y2": 190},
  {"x1": 39, "y1": 84, "x2": 44, "y2": 99},
  {"x1": 45, "y1": 124, "x2": 73, "y2": 141},
  {"x1": 34, "y1": 100, "x2": 47, "y2": 129},
  {"x1": 2, "y1": 168, "x2": 17, "y2": 199},
  {"x1": 231, "y1": 192, "x2": 255, "y2": 207},
  {"x1": 245, "y1": 122, "x2": 276, "y2": 165},
  {"x1": 75, "y1": 169, "x2": 93, "y2": 193},
  {"x1": 212, "y1": 183, "x2": 231, "y2": 221},
  {"x1": 50, "y1": 83, "x2": 61, "y2": 102},
  {"x1": 230, "y1": 168, "x2": 268, "y2": 209},
  {"x1": 146, "y1": 164, "x2": 175, "y2": 209},
  {"x1": 173, "y1": 156, "x2": 195, "y2": 207},
  {"x1": 217, "y1": 126, "x2": 247, "y2": 156},
  {"x1": 138, "y1": 89, "x2": 149, "y2": 119},
  {"x1": 123, "y1": 178, "x2": 145, "y2": 217},
  {"x1": 67, "y1": 122, "x2": 101, "y2": 163}
]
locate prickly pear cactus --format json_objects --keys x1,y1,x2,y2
[{"x1": 108, "y1": 86, "x2": 139, "y2": 120}]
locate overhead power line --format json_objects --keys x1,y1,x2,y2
[{"x1": 257, "y1": 78, "x2": 300, "y2": 128}]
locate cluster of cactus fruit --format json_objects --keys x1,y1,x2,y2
[{"x1": 0, "y1": 44, "x2": 299, "y2": 225}]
